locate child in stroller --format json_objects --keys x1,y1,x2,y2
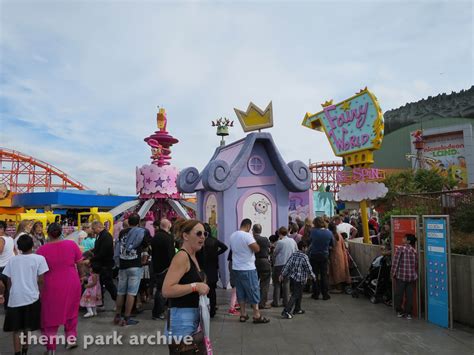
[{"x1": 352, "y1": 254, "x2": 392, "y2": 304}]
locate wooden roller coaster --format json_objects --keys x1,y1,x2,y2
[
  {"x1": 0, "y1": 147, "x2": 88, "y2": 193},
  {"x1": 309, "y1": 160, "x2": 344, "y2": 194}
]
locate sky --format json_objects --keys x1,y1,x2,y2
[{"x1": 1, "y1": 0, "x2": 472, "y2": 195}]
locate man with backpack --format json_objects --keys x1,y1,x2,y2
[{"x1": 113, "y1": 214, "x2": 151, "y2": 326}]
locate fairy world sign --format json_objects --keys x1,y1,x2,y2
[{"x1": 302, "y1": 88, "x2": 384, "y2": 157}]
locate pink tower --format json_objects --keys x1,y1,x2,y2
[{"x1": 136, "y1": 108, "x2": 180, "y2": 200}]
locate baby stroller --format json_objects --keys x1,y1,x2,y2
[
  {"x1": 344, "y1": 250, "x2": 364, "y2": 295},
  {"x1": 351, "y1": 255, "x2": 392, "y2": 304}
]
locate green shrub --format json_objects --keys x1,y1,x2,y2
[
  {"x1": 413, "y1": 169, "x2": 445, "y2": 192},
  {"x1": 452, "y1": 201, "x2": 474, "y2": 234},
  {"x1": 451, "y1": 230, "x2": 474, "y2": 256}
]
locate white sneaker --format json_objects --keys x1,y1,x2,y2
[
  {"x1": 92, "y1": 308, "x2": 97, "y2": 316},
  {"x1": 84, "y1": 312, "x2": 94, "y2": 318}
]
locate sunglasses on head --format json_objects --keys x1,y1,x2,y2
[{"x1": 196, "y1": 231, "x2": 209, "y2": 237}]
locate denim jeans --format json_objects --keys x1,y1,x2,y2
[
  {"x1": 233, "y1": 269, "x2": 260, "y2": 305},
  {"x1": 165, "y1": 308, "x2": 200, "y2": 338},
  {"x1": 394, "y1": 279, "x2": 415, "y2": 315},
  {"x1": 117, "y1": 267, "x2": 143, "y2": 296}
]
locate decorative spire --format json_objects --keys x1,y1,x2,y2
[
  {"x1": 211, "y1": 117, "x2": 234, "y2": 146},
  {"x1": 144, "y1": 107, "x2": 179, "y2": 166},
  {"x1": 157, "y1": 107, "x2": 167, "y2": 131}
]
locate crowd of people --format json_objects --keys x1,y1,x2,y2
[
  {"x1": 0, "y1": 210, "x2": 418, "y2": 354},
  {"x1": 247, "y1": 215, "x2": 354, "y2": 317},
  {"x1": 0, "y1": 220, "x2": 84, "y2": 355}
]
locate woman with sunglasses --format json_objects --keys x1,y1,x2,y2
[{"x1": 163, "y1": 219, "x2": 210, "y2": 354}]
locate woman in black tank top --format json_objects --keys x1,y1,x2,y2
[{"x1": 162, "y1": 220, "x2": 210, "y2": 351}]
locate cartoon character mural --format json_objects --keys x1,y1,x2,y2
[
  {"x1": 418, "y1": 131, "x2": 470, "y2": 188},
  {"x1": 448, "y1": 165, "x2": 468, "y2": 188},
  {"x1": 452, "y1": 156, "x2": 468, "y2": 188},
  {"x1": 289, "y1": 191, "x2": 312, "y2": 221},
  {"x1": 243, "y1": 193, "x2": 272, "y2": 237},
  {"x1": 253, "y1": 199, "x2": 270, "y2": 214},
  {"x1": 313, "y1": 186, "x2": 335, "y2": 217},
  {"x1": 205, "y1": 194, "x2": 218, "y2": 228}
]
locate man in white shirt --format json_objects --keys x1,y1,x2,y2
[
  {"x1": 334, "y1": 216, "x2": 358, "y2": 239},
  {"x1": 229, "y1": 219, "x2": 270, "y2": 324}
]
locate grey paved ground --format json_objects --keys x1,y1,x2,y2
[{"x1": 1, "y1": 289, "x2": 472, "y2": 355}]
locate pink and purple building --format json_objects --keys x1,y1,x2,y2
[{"x1": 177, "y1": 131, "x2": 310, "y2": 286}]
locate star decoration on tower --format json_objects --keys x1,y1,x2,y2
[{"x1": 154, "y1": 177, "x2": 165, "y2": 188}]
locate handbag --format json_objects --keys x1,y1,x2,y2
[{"x1": 167, "y1": 310, "x2": 205, "y2": 354}]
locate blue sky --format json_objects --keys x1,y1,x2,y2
[{"x1": 1, "y1": 0, "x2": 472, "y2": 195}]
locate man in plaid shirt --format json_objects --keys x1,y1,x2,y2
[
  {"x1": 391, "y1": 234, "x2": 418, "y2": 319},
  {"x1": 280, "y1": 241, "x2": 315, "y2": 319}
]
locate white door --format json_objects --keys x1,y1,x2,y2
[{"x1": 242, "y1": 193, "x2": 273, "y2": 237}]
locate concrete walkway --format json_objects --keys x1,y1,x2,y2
[{"x1": 0, "y1": 290, "x2": 472, "y2": 354}]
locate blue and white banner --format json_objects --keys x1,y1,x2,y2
[{"x1": 424, "y1": 217, "x2": 451, "y2": 328}]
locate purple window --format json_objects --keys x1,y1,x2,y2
[{"x1": 248, "y1": 155, "x2": 265, "y2": 175}]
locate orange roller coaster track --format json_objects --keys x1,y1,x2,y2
[
  {"x1": 0, "y1": 147, "x2": 88, "y2": 193},
  {"x1": 309, "y1": 160, "x2": 344, "y2": 194}
]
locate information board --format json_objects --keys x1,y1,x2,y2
[
  {"x1": 391, "y1": 216, "x2": 420, "y2": 318},
  {"x1": 424, "y1": 216, "x2": 452, "y2": 328}
]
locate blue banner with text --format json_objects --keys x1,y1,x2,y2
[{"x1": 425, "y1": 217, "x2": 450, "y2": 328}]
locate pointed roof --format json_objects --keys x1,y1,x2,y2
[{"x1": 177, "y1": 132, "x2": 310, "y2": 193}]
